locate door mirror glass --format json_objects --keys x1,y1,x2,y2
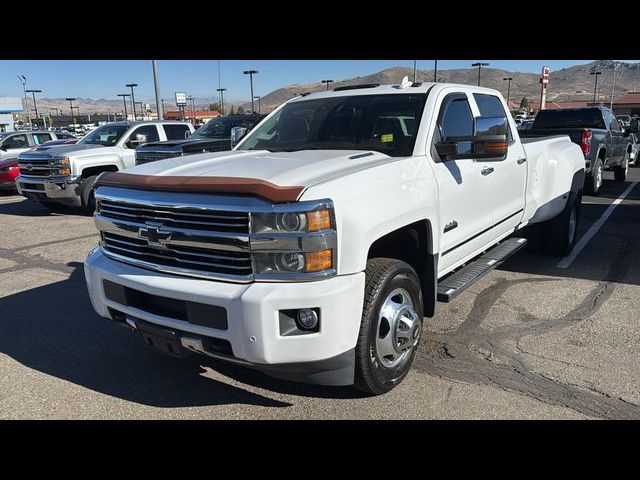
[
  {"x1": 473, "y1": 116, "x2": 508, "y2": 160},
  {"x1": 230, "y1": 126, "x2": 248, "y2": 148}
]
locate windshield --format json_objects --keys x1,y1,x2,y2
[
  {"x1": 191, "y1": 116, "x2": 260, "y2": 140},
  {"x1": 237, "y1": 93, "x2": 428, "y2": 157},
  {"x1": 78, "y1": 124, "x2": 129, "y2": 146},
  {"x1": 532, "y1": 109, "x2": 606, "y2": 129}
]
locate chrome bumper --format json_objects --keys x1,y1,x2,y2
[{"x1": 17, "y1": 175, "x2": 82, "y2": 206}]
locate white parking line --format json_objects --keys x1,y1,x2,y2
[{"x1": 557, "y1": 181, "x2": 638, "y2": 269}]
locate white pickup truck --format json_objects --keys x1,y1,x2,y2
[
  {"x1": 16, "y1": 120, "x2": 193, "y2": 212},
  {"x1": 84, "y1": 80, "x2": 585, "y2": 394}
]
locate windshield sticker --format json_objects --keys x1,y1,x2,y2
[{"x1": 380, "y1": 134, "x2": 393, "y2": 143}]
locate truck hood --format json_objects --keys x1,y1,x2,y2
[
  {"x1": 21, "y1": 143, "x2": 109, "y2": 159},
  {"x1": 126, "y1": 149, "x2": 402, "y2": 189},
  {"x1": 139, "y1": 138, "x2": 228, "y2": 150}
]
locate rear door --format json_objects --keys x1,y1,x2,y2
[
  {"x1": 606, "y1": 110, "x2": 625, "y2": 161},
  {"x1": 471, "y1": 93, "x2": 527, "y2": 236},
  {"x1": 431, "y1": 90, "x2": 495, "y2": 273}
]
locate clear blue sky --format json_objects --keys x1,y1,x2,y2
[{"x1": 0, "y1": 60, "x2": 613, "y2": 104}]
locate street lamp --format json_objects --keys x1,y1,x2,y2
[
  {"x1": 66, "y1": 98, "x2": 77, "y2": 126},
  {"x1": 472, "y1": 62, "x2": 489, "y2": 86},
  {"x1": 217, "y1": 87, "x2": 227, "y2": 116},
  {"x1": 321, "y1": 79, "x2": 334, "y2": 91},
  {"x1": 413, "y1": 60, "x2": 417, "y2": 83},
  {"x1": 503, "y1": 77, "x2": 513, "y2": 107},
  {"x1": 161, "y1": 99, "x2": 165, "y2": 117},
  {"x1": 117, "y1": 94, "x2": 130, "y2": 121},
  {"x1": 591, "y1": 71, "x2": 602, "y2": 104},
  {"x1": 243, "y1": 70, "x2": 258, "y2": 113},
  {"x1": 26, "y1": 89, "x2": 42, "y2": 127},
  {"x1": 433, "y1": 60, "x2": 438, "y2": 82},
  {"x1": 136, "y1": 102, "x2": 145, "y2": 120},
  {"x1": 610, "y1": 62, "x2": 623, "y2": 110},
  {"x1": 253, "y1": 96, "x2": 261, "y2": 114},
  {"x1": 17, "y1": 75, "x2": 32, "y2": 129},
  {"x1": 126, "y1": 83, "x2": 138, "y2": 120}
]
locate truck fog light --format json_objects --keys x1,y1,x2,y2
[{"x1": 297, "y1": 309, "x2": 318, "y2": 330}]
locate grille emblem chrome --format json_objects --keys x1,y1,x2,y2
[{"x1": 138, "y1": 223, "x2": 172, "y2": 247}]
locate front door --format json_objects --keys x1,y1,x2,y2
[
  {"x1": 0, "y1": 133, "x2": 31, "y2": 160},
  {"x1": 431, "y1": 91, "x2": 495, "y2": 274}
]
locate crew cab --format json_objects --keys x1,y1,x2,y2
[
  {"x1": 135, "y1": 114, "x2": 265, "y2": 166},
  {"x1": 16, "y1": 121, "x2": 194, "y2": 211},
  {"x1": 0, "y1": 130, "x2": 76, "y2": 161},
  {"x1": 84, "y1": 80, "x2": 585, "y2": 395},
  {"x1": 520, "y1": 106, "x2": 633, "y2": 195}
]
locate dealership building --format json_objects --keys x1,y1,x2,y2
[{"x1": 0, "y1": 97, "x2": 23, "y2": 132}]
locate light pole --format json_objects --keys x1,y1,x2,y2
[
  {"x1": 217, "y1": 88, "x2": 226, "y2": 116},
  {"x1": 433, "y1": 60, "x2": 438, "y2": 82},
  {"x1": 135, "y1": 102, "x2": 144, "y2": 121},
  {"x1": 126, "y1": 83, "x2": 138, "y2": 120},
  {"x1": 321, "y1": 79, "x2": 334, "y2": 91},
  {"x1": 413, "y1": 60, "x2": 417, "y2": 83},
  {"x1": 610, "y1": 62, "x2": 623, "y2": 110},
  {"x1": 187, "y1": 95, "x2": 194, "y2": 124},
  {"x1": 591, "y1": 71, "x2": 602, "y2": 104},
  {"x1": 253, "y1": 96, "x2": 261, "y2": 114},
  {"x1": 118, "y1": 94, "x2": 130, "y2": 121},
  {"x1": 17, "y1": 75, "x2": 32, "y2": 129},
  {"x1": 472, "y1": 62, "x2": 489, "y2": 86},
  {"x1": 151, "y1": 60, "x2": 163, "y2": 120},
  {"x1": 503, "y1": 77, "x2": 513, "y2": 107},
  {"x1": 66, "y1": 98, "x2": 77, "y2": 126},
  {"x1": 161, "y1": 99, "x2": 165, "y2": 117},
  {"x1": 26, "y1": 89, "x2": 42, "y2": 127},
  {"x1": 243, "y1": 70, "x2": 258, "y2": 113}
]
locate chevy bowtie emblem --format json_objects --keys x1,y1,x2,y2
[
  {"x1": 25, "y1": 164, "x2": 33, "y2": 171},
  {"x1": 138, "y1": 223, "x2": 172, "y2": 247}
]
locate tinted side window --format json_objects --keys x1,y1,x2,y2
[
  {"x1": 3, "y1": 134, "x2": 29, "y2": 148},
  {"x1": 163, "y1": 124, "x2": 191, "y2": 141},
  {"x1": 33, "y1": 133, "x2": 53, "y2": 144},
  {"x1": 440, "y1": 98, "x2": 473, "y2": 140},
  {"x1": 127, "y1": 125, "x2": 160, "y2": 146},
  {"x1": 473, "y1": 93, "x2": 513, "y2": 142}
]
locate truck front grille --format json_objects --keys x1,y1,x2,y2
[
  {"x1": 18, "y1": 158, "x2": 53, "y2": 177},
  {"x1": 135, "y1": 150, "x2": 182, "y2": 165},
  {"x1": 102, "y1": 232, "x2": 253, "y2": 276},
  {"x1": 95, "y1": 188, "x2": 255, "y2": 282}
]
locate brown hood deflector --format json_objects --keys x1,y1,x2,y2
[{"x1": 94, "y1": 172, "x2": 304, "y2": 204}]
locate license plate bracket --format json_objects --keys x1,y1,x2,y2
[{"x1": 134, "y1": 319, "x2": 188, "y2": 358}]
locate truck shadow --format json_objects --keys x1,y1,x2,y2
[
  {"x1": 0, "y1": 263, "x2": 360, "y2": 410},
  {"x1": 0, "y1": 196, "x2": 88, "y2": 217}
]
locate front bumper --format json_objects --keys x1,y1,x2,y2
[
  {"x1": 17, "y1": 175, "x2": 82, "y2": 206},
  {"x1": 84, "y1": 247, "x2": 365, "y2": 386}
]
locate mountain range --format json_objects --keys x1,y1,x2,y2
[{"x1": 18, "y1": 61, "x2": 640, "y2": 116}]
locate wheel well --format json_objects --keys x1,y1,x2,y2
[
  {"x1": 597, "y1": 147, "x2": 606, "y2": 160},
  {"x1": 81, "y1": 165, "x2": 118, "y2": 179},
  {"x1": 367, "y1": 220, "x2": 437, "y2": 317}
]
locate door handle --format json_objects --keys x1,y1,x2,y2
[
  {"x1": 481, "y1": 166, "x2": 494, "y2": 176},
  {"x1": 517, "y1": 158, "x2": 527, "y2": 165}
]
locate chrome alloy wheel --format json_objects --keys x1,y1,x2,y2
[
  {"x1": 596, "y1": 163, "x2": 603, "y2": 190},
  {"x1": 373, "y1": 288, "x2": 421, "y2": 368}
]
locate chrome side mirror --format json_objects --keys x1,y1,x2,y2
[{"x1": 230, "y1": 126, "x2": 248, "y2": 148}]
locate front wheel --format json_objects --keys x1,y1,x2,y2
[
  {"x1": 354, "y1": 258, "x2": 423, "y2": 395},
  {"x1": 613, "y1": 152, "x2": 629, "y2": 182},
  {"x1": 80, "y1": 175, "x2": 99, "y2": 214}
]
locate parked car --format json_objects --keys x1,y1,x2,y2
[
  {"x1": 135, "y1": 113, "x2": 266, "y2": 165},
  {"x1": 0, "y1": 130, "x2": 77, "y2": 161},
  {"x1": 16, "y1": 120, "x2": 194, "y2": 212},
  {"x1": 617, "y1": 115, "x2": 631, "y2": 127},
  {"x1": 520, "y1": 106, "x2": 633, "y2": 195},
  {"x1": 518, "y1": 120, "x2": 534, "y2": 131},
  {"x1": 84, "y1": 80, "x2": 585, "y2": 395}
]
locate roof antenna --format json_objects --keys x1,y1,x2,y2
[{"x1": 395, "y1": 76, "x2": 412, "y2": 89}]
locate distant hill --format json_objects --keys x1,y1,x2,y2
[{"x1": 240, "y1": 60, "x2": 640, "y2": 112}]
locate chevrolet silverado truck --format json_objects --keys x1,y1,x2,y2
[
  {"x1": 135, "y1": 114, "x2": 265, "y2": 166},
  {"x1": 84, "y1": 80, "x2": 585, "y2": 395},
  {"x1": 520, "y1": 106, "x2": 633, "y2": 195},
  {"x1": 0, "y1": 130, "x2": 76, "y2": 161},
  {"x1": 16, "y1": 121, "x2": 194, "y2": 212}
]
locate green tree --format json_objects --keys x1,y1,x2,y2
[
  {"x1": 520, "y1": 97, "x2": 529, "y2": 110},
  {"x1": 237, "y1": 106, "x2": 245, "y2": 114},
  {"x1": 209, "y1": 103, "x2": 221, "y2": 112}
]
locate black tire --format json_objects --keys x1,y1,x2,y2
[
  {"x1": 613, "y1": 152, "x2": 629, "y2": 182},
  {"x1": 80, "y1": 175, "x2": 99, "y2": 214},
  {"x1": 354, "y1": 258, "x2": 423, "y2": 395},
  {"x1": 586, "y1": 158, "x2": 603, "y2": 196},
  {"x1": 543, "y1": 192, "x2": 581, "y2": 257}
]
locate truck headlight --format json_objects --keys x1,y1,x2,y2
[
  {"x1": 252, "y1": 209, "x2": 332, "y2": 233},
  {"x1": 253, "y1": 249, "x2": 332, "y2": 274},
  {"x1": 53, "y1": 157, "x2": 71, "y2": 176}
]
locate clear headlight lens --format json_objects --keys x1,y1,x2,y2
[
  {"x1": 53, "y1": 157, "x2": 71, "y2": 176},
  {"x1": 252, "y1": 209, "x2": 332, "y2": 233},
  {"x1": 253, "y1": 249, "x2": 332, "y2": 274}
]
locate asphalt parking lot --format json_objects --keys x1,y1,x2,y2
[{"x1": 1, "y1": 169, "x2": 639, "y2": 420}]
